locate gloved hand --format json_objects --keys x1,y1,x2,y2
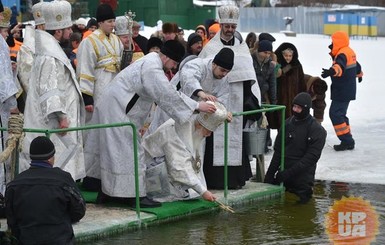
[
  {"x1": 275, "y1": 171, "x2": 287, "y2": 183},
  {"x1": 358, "y1": 77, "x2": 363, "y2": 83},
  {"x1": 281, "y1": 64, "x2": 292, "y2": 74},
  {"x1": 321, "y1": 68, "x2": 336, "y2": 78}
]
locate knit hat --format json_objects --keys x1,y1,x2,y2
[
  {"x1": 258, "y1": 40, "x2": 273, "y2": 52},
  {"x1": 160, "y1": 40, "x2": 185, "y2": 63},
  {"x1": 114, "y1": 16, "x2": 129, "y2": 36},
  {"x1": 213, "y1": 47, "x2": 234, "y2": 70},
  {"x1": 195, "y1": 25, "x2": 206, "y2": 34},
  {"x1": 0, "y1": 7, "x2": 11, "y2": 28},
  {"x1": 197, "y1": 102, "x2": 228, "y2": 132},
  {"x1": 293, "y1": 92, "x2": 312, "y2": 109},
  {"x1": 0, "y1": 1, "x2": 3, "y2": 13},
  {"x1": 258, "y1": 32, "x2": 276, "y2": 42},
  {"x1": 42, "y1": 0, "x2": 72, "y2": 30},
  {"x1": 75, "y1": 17, "x2": 87, "y2": 26},
  {"x1": 162, "y1": 22, "x2": 178, "y2": 34},
  {"x1": 96, "y1": 3, "x2": 115, "y2": 23},
  {"x1": 87, "y1": 17, "x2": 97, "y2": 29},
  {"x1": 292, "y1": 92, "x2": 312, "y2": 119},
  {"x1": 187, "y1": 33, "x2": 202, "y2": 47},
  {"x1": 29, "y1": 136, "x2": 56, "y2": 161},
  {"x1": 208, "y1": 23, "x2": 220, "y2": 34},
  {"x1": 147, "y1": 37, "x2": 163, "y2": 53},
  {"x1": 32, "y1": 1, "x2": 45, "y2": 26}
]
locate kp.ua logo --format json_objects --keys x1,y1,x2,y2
[{"x1": 325, "y1": 196, "x2": 379, "y2": 244}]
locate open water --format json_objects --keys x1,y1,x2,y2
[{"x1": 86, "y1": 181, "x2": 385, "y2": 245}]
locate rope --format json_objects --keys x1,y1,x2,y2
[{"x1": 0, "y1": 114, "x2": 24, "y2": 164}]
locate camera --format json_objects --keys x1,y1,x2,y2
[{"x1": 20, "y1": 24, "x2": 26, "y2": 28}]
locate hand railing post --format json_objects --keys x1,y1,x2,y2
[{"x1": 223, "y1": 120, "x2": 229, "y2": 202}]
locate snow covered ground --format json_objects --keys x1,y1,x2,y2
[
  {"x1": 259, "y1": 33, "x2": 385, "y2": 185},
  {"x1": 140, "y1": 26, "x2": 385, "y2": 185}
]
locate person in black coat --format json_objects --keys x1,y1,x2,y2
[
  {"x1": 5, "y1": 136, "x2": 86, "y2": 244},
  {"x1": 265, "y1": 92, "x2": 326, "y2": 203}
]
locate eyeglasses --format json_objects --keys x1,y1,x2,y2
[{"x1": 223, "y1": 24, "x2": 237, "y2": 29}]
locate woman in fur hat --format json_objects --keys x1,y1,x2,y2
[{"x1": 271, "y1": 42, "x2": 306, "y2": 129}]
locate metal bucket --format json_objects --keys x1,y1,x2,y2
[{"x1": 243, "y1": 127, "x2": 268, "y2": 155}]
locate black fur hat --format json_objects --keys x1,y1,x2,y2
[
  {"x1": 160, "y1": 40, "x2": 185, "y2": 63},
  {"x1": 147, "y1": 37, "x2": 163, "y2": 53},
  {"x1": 96, "y1": 4, "x2": 115, "y2": 22},
  {"x1": 162, "y1": 22, "x2": 178, "y2": 34}
]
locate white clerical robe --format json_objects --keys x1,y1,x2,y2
[
  {"x1": 20, "y1": 30, "x2": 86, "y2": 181},
  {"x1": 142, "y1": 117, "x2": 207, "y2": 202},
  {"x1": 199, "y1": 32, "x2": 261, "y2": 166},
  {"x1": 0, "y1": 35, "x2": 19, "y2": 195},
  {"x1": 84, "y1": 52, "x2": 199, "y2": 198},
  {"x1": 76, "y1": 29, "x2": 123, "y2": 103},
  {"x1": 17, "y1": 25, "x2": 35, "y2": 94}
]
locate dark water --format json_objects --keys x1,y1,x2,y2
[{"x1": 86, "y1": 181, "x2": 385, "y2": 245}]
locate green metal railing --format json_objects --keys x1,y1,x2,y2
[
  {"x1": 1, "y1": 122, "x2": 143, "y2": 223},
  {"x1": 2, "y1": 104, "x2": 286, "y2": 223},
  {"x1": 223, "y1": 104, "x2": 286, "y2": 201}
]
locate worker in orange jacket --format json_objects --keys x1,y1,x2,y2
[{"x1": 321, "y1": 31, "x2": 363, "y2": 151}]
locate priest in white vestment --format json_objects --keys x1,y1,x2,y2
[
  {"x1": 16, "y1": 1, "x2": 46, "y2": 95},
  {"x1": 19, "y1": 0, "x2": 86, "y2": 181},
  {"x1": 143, "y1": 102, "x2": 230, "y2": 202},
  {"x1": 76, "y1": 4, "x2": 123, "y2": 121},
  {"x1": 199, "y1": 5, "x2": 262, "y2": 189},
  {"x1": 84, "y1": 40, "x2": 217, "y2": 207},
  {"x1": 0, "y1": 5, "x2": 19, "y2": 195}
]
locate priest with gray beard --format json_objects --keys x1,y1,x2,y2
[{"x1": 142, "y1": 102, "x2": 231, "y2": 202}]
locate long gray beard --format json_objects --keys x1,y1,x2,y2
[{"x1": 192, "y1": 127, "x2": 205, "y2": 154}]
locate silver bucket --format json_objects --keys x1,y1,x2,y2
[{"x1": 243, "y1": 127, "x2": 268, "y2": 155}]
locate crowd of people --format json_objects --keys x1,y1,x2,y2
[{"x1": 0, "y1": 0, "x2": 363, "y2": 242}]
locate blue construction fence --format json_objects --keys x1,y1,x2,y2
[{"x1": 323, "y1": 12, "x2": 377, "y2": 37}]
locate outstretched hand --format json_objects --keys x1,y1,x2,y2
[
  {"x1": 198, "y1": 91, "x2": 217, "y2": 102},
  {"x1": 202, "y1": 191, "x2": 216, "y2": 202},
  {"x1": 321, "y1": 68, "x2": 335, "y2": 78},
  {"x1": 198, "y1": 101, "x2": 217, "y2": 113}
]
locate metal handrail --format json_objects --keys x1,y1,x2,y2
[
  {"x1": 1, "y1": 122, "x2": 142, "y2": 223},
  {"x1": 223, "y1": 104, "x2": 286, "y2": 201}
]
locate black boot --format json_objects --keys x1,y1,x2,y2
[
  {"x1": 96, "y1": 191, "x2": 111, "y2": 204},
  {"x1": 128, "y1": 197, "x2": 162, "y2": 208},
  {"x1": 333, "y1": 142, "x2": 355, "y2": 151}
]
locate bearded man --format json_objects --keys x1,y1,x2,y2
[
  {"x1": 143, "y1": 102, "x2": 231, "y2": 202},
  {"x1": 199, "y1": 5, "x2": 261, "y2": 190},
  {"x1": 20, "y1": 0, "x2": 85, "y2": 181}
]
